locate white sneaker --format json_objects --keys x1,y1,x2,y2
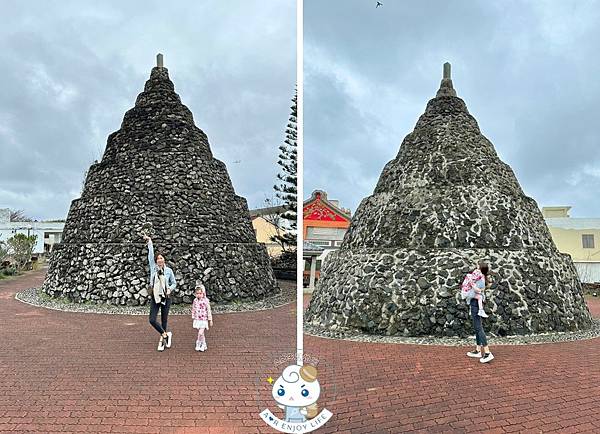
[
  {"x1": 157, "y1": 339, "x2": 165, "y2": 352},
  {"x1": 165, "y1": 332, "x2": 173, "y2": 348},
  {"x1": 195, "y1": 342, "x2": 202, "y2": 351},
  {"x1": 480, "y1": 353, "x2": 494, "y2": 364},
  {"x1": 200, "y1": 342, "x2": 207, "y2": 352},
  {"x1": 466, "y1": 351, "x2": 482, "y2": 358},
  {"x1": 478, "y1": 310, "x2": 489, "y2": 318}
]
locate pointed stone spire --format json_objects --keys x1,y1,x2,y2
[
  {"x1": 305, "y1": 65, "x2": 592, "y2": 338},
  {"x1": 436, "y1": 62, "x2": 457, "y2": 97},
  {"x1": 41, "y1": 56, "x2": 279, "y2": 305}
]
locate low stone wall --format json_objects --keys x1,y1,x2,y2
[
  {"x1": 306, "y1": 248, "x2": 592, "y2": 337},
  {"x1": 583, "y1": 282, "x2": 600, "y2": 295},
  {"x1": 42, "y1": 242, "x2": 278, "y2": 305}
]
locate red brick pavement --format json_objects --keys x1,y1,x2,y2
[
  {"x1": 5, "y1": 272, "x2": 600, "y2": 434},
  {"x1": 1, "y1": 270, "x2": 296, "y2": 433},
  {"x1": 305, "y1": 295, "x2": 600, "y2": 433}
]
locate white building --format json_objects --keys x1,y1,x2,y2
[
  {"x1": 543, "y1": 206, "x2": 600, "y2": 283},
  {"x1": 0, "y1": 208, "x2": 65, "y2": 255}
]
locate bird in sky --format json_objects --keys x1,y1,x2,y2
[
  {"x1": 233, "y1": 160, "x2": 242, "y2": 164},
  {"x1": 376, "y1": 1, "x2": 383, "y2": 8}
]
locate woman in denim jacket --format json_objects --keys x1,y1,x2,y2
[{"x1": 144, "y1": 235, "x2": 177, "y2": 351}]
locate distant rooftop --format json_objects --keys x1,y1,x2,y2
[
  {"x1": 249, "y1": 205, "x2": 286, "y2": 218},
  {"x1": 544, "y1": 218, "x2": 600, "y2": 230},
  {"x1": 304, "y1": 190, "x2": 352, "y2": 218},
  {"x1": 542, "y1": 206, "x2": 571, "y2": 218},
  {"x1": 543, "y1": 207, "x2": 600, "y2": 230}
]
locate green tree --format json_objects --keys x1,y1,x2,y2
[
  {"x1": 0, "y1": 235, "x2": 8, "y2": 263},
  {"x1": 272, "y1": 91, "x2": 297, "y2": 250},
  {"x1": 7, "y1": 233, "x2": 37, "y2": 270}
]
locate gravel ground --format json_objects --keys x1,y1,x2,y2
[
  {"x1": 15, "y1": 280, "x2": 295, "y2": 315},
  {"x1": 304, "y1": 319, "x2": 600, "y2": 346}
]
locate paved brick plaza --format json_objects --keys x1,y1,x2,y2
[
  {"x1": 1, "y1": 270, "x2": 293, "y2": 433},
  {"x1": 304, "y1": 296, "x2": 600, "y2": 433},
  {"x1": 3, "y1": 270, "x2": 600, "y2": 433}
]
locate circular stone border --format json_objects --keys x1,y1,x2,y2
[
  {"x1": 304, "y1": 319, "x2": 600, "y2": 346},
  {"x1": 16, "y1": 283, "x2": 295, "y2": 316}
]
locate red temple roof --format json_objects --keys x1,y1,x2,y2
[{"x1": 303, "y1": 190, "x2": 351, "y2": 222}]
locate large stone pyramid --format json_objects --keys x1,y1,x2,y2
[
  {"x1": 306, "y1": 64, "x2": 592, "y2": 337},
  {"x1": 42, "y1": 55, "x2": 278, "y2": 305}
]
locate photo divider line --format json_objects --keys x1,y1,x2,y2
[{"x1": 296, "y1": 0, "x2": 304, "y2": 367}]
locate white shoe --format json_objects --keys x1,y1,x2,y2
[
  {"x1": 157, "y1": 339, "x2": 165, "y2": 352},
  {"x1": 200, "y1": 342, "x2": 207, "y2": 352},
  {"x1": 478, "y1": 310, "x2": 489, "y2": 318},
  {"x1": 195, "y1": 342, "x2": 202, "y2": 351},
  {"x1": 165, "y1": 332, "x2": 172, "y2": 348},
  {"x1": 480, "y1": 353, "x2": 494, "y2": 364},
  {"x1": 466, "y1": 351, "x2": 482, "y2": 358}
]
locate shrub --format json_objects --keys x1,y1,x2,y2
[{"x1": 6, "y1": 234, "x2": 37, "y2": 271}]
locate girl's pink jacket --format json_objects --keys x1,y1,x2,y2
[{"x1": 192, "y1": 297, "x2": 213, "y2": 321}]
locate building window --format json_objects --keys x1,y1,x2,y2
[
  {"x1": 582, "y1": 234, "x2": 595, "y2": 249},
  {"x1": 304, "y1": 259, "x2": 323, "y2": 271},
  {"x1": 306, "y1": 239, "x2": 331, "y2": 246}
]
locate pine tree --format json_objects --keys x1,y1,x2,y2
[{"x1": 272, "y1": 91, "x2": 297, "y2": 250}]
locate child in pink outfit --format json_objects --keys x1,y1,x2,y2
[
  {"x1": 192, "y1": 284, "x2": 213, "y2": 352},
  {"x1": 461, "y1": 268, "x2": 489, "y2": 318}
]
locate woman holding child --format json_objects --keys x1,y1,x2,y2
[{"x1": 463, "y1": 262, "x2": 494, "y2": 364}]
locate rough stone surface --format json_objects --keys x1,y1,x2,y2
[
  {"x1": 306, "y1": 70, "x2": 592, "y2": 337},
  {"x1": 42, "y1": 65, "x2": 278, "y2": 305}
]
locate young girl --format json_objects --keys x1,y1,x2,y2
[
  {"x1": 192, "y1": 284, "x2": 213, "y2": 351},
  {"x1": 461, "y1": 264, "x2": 489, "y2": 318}
]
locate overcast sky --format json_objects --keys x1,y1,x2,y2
[
  {"x1": 304, "y1": 0, "x2": 600, "y2": 218},
  {"x1": 0, "y1": 0, "x2": 295, "y2": 221}
]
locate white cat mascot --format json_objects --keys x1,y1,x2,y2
[{"x1": 272, "y1": 364, "x2": 320, "y2": 423}]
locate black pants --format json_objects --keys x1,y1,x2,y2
[
  {"x1": 149, "y1": 298, "x2": 171, "y2": 335},
  {"x1": 470, "y1": 299, "x2": 488, "y2": 347}
]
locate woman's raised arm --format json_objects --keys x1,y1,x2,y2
[{"x1": 144, "y1": 235, "x2": 156, "y2": 275}]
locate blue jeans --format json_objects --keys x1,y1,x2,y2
[
  {"x1": 470, "y1": 299, "x2": 488, "y2": 347},
  {"x1": 149, "y1": 298, "x2": 171, "y2": 335}
]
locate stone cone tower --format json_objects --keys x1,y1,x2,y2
[
  {"x1": 306, "y1": 63, "x2": 592, "y2": 337},
  {"x1": 42, "y1": 54, "x2": 279, "y2": 305}
]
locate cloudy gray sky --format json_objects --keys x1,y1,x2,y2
[
  {"x1": 304, "y1": 0, "x2": 600, "y2": 217},
  {"x1": 0, "y1": 0, "x2": 295, "y2": 221}
]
